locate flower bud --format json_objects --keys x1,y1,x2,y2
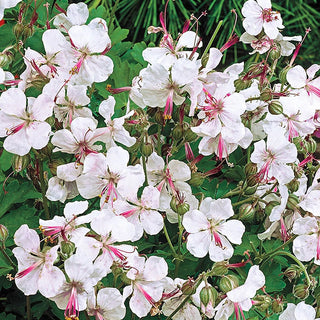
[
  {"x1": 286, "y1": 178, "x2": 300, "y2": 193},
  {"x1": 260, "y1": 88, "x2": 273, "y2": 102},
  {"x1": 0, "y1": 53, "x2": 10, "y2": 68},
  {"x1": 120, "y1": 272, "x2": 132, "y2": 285},
  {"x1": 188, "y1": 172, "x2": 205, "y2": 187},
  {"x1": 12, "y1": 154, "x2": 31, "y2": 172},
  {"x1": 22, "y1": 24, "x2": 34, "y2": 39},
  {"x1": 201, "y1": 53, "x2": 209, "y2": 68},
  {"x1": 155, "y1": 109, "x2": 164, "y2": 124},
  {"x1": 140, "y1": 142, "x2": 153, "y2": 157},
  {"x1": 286, "y1": 194, "x2": 299, "y2": 211},
  {"x1": 172, "y1": 124, "x2": 184, "y2": 140},
  {"x1": 279, "y1": 65, "x2": 291, "y2": 84},
  {"x1": 283, "y1": 265, "x2": 302, "y2": 282},
  {"x1": 211, "y1": 261, "x2": 228, "y2": 276},
  {"x1": 245, "y1": 162, "x2": 258, "y2": 176},
  {"x1": 48, "y1": 159, "x2": 65, "y2": 176},
  {"x1": 253, "y1": 295, "x2": 272, "y2": 312},
  {"x1": 234, "y1": 78, "x2": 252, "y2": 91},
  {"x1": 246, "y1": 174, "x2": 258, "y2": 187},
  {"x1": 200, "y1": 285, "x2": 218, "y2": 307},
  {"x1": 60, "y1": 240, "x2": 75, "y2": 258},
  {"x1": 308, "y1": 275, "x2": 317, "y2": 290},
  {"x1": 147, "y1": 107, "x2": 157, "y2": 117},
  {"x1": 293, "y1": 136, "x2": 306, "y2": 153},
  {"x1": 268, "y1": 101, "x2": 283, "y2": 115},
  {"x1": 265, "y1": 201, "x2": 280, "y2": 216},
  {"x1": 238, "y1": 203, "x2": 256, "y2": 223},
  {"x1": 306, "y1": 137, "x2": 317, "y2": 154},
  {"x1": 181, "y1": 278, "x2": 196, "y2": 295},
  {"x1": 271, "y1": 298, "x2": 284, "y2": 314},
  {"x1": 0, "y1": 225, "x2": 9, "y2": 243},
  {"x1": 13, "y1": 22, "x2": 24, "y2": 39},
  {"x1": 170, "y1": 196, "x2": 190, "y2": 215},
  {"x1": 293, "y1": 283, "x2": 309, "y2": 300},
  {"x1": 219, "y1": 274, "x2": 239, "y2": 293},
  {"x1": 244, "y1": 185, "x2": 257, "y2": 195},
  {"x1": 269, "y1": 44, "x2": 281, "y2": 60},
  {"x1": 184, "y1": 128, "x2": 198, "y2": 142}
]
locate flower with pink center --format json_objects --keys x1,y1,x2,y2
[
  {"x1": 242, "y1": 0, "x2": 284, "y2": 39},
  {"x1": 76, "y1": 146, "x2": 145, "y2": 207},
  {"x1": 51, "y1": 117, "x2": 107, "y2": 164},
  {"x1": 87, "y1": 288, "x2": 126, "y2": 320},
  {"x1": 146, "y1": 152, "x2": 191, "y2": 210},
  {"x1": 39, "y1": 200, "x2": 94, "y2": 246},
  {"x1": 123, "y1": 255, "x2": 168, "y2": 318},
  {"x1": 182, "y1": 198, "x2": 245, "y2": 262},
  {"x1": 113, "y1": 186, "x2": 163, "y2": 241},
  {"x1": 50, "y1": 254, "x2": 101, "y2": 320},
  {"x1": 75, "y1": 208, "x2": 136, "y2": 276},
  {"x1": 0, "y1": 88, "x2": 53, "y2": 156},
  {"x1": 215, "y1": 266, "x2": 265, "y2": 320},
  {"x1": 292, "y1": 216, "x2": 320, "y2": 265},
  {"x1": 250, "y1": 127, "x2": 297, "y2": 184},
  {"x1": 11, "y1": 225, "x2": 65, "y2": 298},
  {"x1": 287, "y1": 64, "x2": 320, "y2": 104}
]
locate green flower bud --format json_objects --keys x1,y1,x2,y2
[
  {"x1": 246, "y1": 174, "x2": 258, "y2": 187},
  {"x1": 0, "y1": 225, "x2": 9, "y2": 243},
  {"x1": 260, "y1": 88, "x2": 273, "y2": 102},
  {"x1": 60, "y1": 241, "x2": 75, "y2": 258},
  {"x1": 181, "y1": 278, "x2": 196, "y2": 295},
  {"x1": 0, "y1": 53, "x2": 10, "y2": 68},
  {"x1": 286, "y1": 194, "x2": 299, "y2": 211},
  {"x1": 306, "y1": 137, "x2": 317, "y2": 154},
  {"x1": 286, "y1": 178, "x2": 300, "y2": 193},
  {"x1": 172, "y1": 124, "x2": 184, "y2": 140},
  {"x1": 170, "y1": 196, "x2": 190, "y2": 215},
  {"x1": 293, "y1": 283, "x2": 309, "y2": 300},
  {"x1": 201, "y1": 53, "x2": 209, "y2": 68},
  {"x1": 244, "y1": 185, "x2": 257, "y2": 195},
  {"x1": 279, "y1": 65, "x2": 291, "y2": 84},
  {"x1": 12, "y1": 154, "x2": 31, "y2": 172},
  {"x1": 245, "y1": 163, "x2": 258, "y2": 176},
  {"x1": 283, "y1": 265, "x2": 302, "y2": 282},
  {"x1": 155, "y1": 109, "x2": 164, "y2": 124},
  {"x1": 188, "y1": 172, "x2": 205, "y2": 187},
  {"x1": 268, "y1": 101, "x2": 283, "y2": 115},
  {"x1": 253, "y1": 295, "x2": 272, "y2": 312},
  {"x1": 234, "y1": 78, "x2": 253, "y2": 91},
  {"x1": 200, "y1": 285, "x2": 218, "y2": 307},
  {"x1": 22, "y1": 24, "x2": 34, "y2": 39},
  {"x1": 293, "y1": 137, "x2": 306, "y2": 153},
  {"x1": 271, "y1": 298, "x2": 284, "y2": 314},
  {"x1": 13, "y1": 22, "x2": 24, "y2": 39},
  {"x1": 219, "y1": 274, "x2": 239, "y2": 293},
  {"x1": 184, "y1": 128, "x2": 198, "y2": 142},
  {"x1": 238, "y1": 203, "x2": 256, "y2": 223},
  {"x1": 140, "y1": 142, "x2": 153, "y2": 157},
  {"x1": 269, "y1": 44, "x2": 281, "y2": 60},
  {"x1": 211, "y1": 261, "x2": 228, "y2": 276}
]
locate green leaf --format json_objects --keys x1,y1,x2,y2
[
  {"x1": 0, "y1": 205, "x2": 39, "y2": 246},
  {"x1": 263, "y1": 262, "x2": 286, "y2": 292},
  {"x1": 0, "y1": 181, "x2": 41, "y2": 218},
  {"x1": 110, "y1": 27, "x2": 129, "y2": 45},
  {"x1": 0, "y1": 254, "x2": 13, "y2": 277},
  {"x1": 0, "y1": 150, "x2": 13, "y2": 172}
]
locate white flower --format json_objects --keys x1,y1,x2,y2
[
  {"x1": 0, "y1": 88, "x2": 53, "y2": 156},
  {"x1": 12, "y1": 225, "x2": 65, "y2": 298},
  {"x1": 182, "y1": 198, "x2": 245, "y2": 262},
  {"x1": 279, "y1": 301, "x2": 319, "y2": 320},
  {"x1": 242, "y1": 0, "x2": 284, "y2": 39}
]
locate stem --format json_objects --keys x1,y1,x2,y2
[
  {"x1": 142, "y1": 155, "x2": 148, "y2": 187},
  {"x1": 26, "y1": 296, "x2": 31, "y2": 320},
  {"x1": 201, "y1": 20, "x2": 223, "y2": 58},
  {"x1": 84, "y1": 311, "x2": 90, "y2": 320},
  {"x1": 0, "y1": 245, "x2": 16, "y2": 270},
  {"x1": 261, "y1": 250, "x2": 311, "y2": 286},
  {"x1": 163, "y1": 221, "x2": 177, "y2": 257},
  {"x1": 157, "y1": 125, "x2": 162, "y2": 156},
  {"x1": 232, "y1": 197, "x2": 255, "y2": 207},
  {"x1": 38, "y1": 160, "x2": 50, "y2": 219},
  {"x1": 261, "y1": 235, "x2": 297, "y2": 258},
  {"x1": 221, "y1": 186, "x2": 242, "y2": 198}
]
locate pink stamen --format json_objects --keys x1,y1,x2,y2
[
  {"x1": 6, "y1": 122, "x2": 25, "y2": 135},
  {"x1": 256, "y1": 157, "x2": 273, "y2": 182},
  {"x1": 70, "y1": 56, "x2": 85, "y2": 75},
  {"x1": 106, "y1": 85, "x2": 131, "y2": 94},
  {"x1": 165, "y1": 168, "x2": 177, "y2": 195},
  {"x1": 280, "y1": 217, "x2": 289, "y2": 243},
  {"x1": 316, "y1": 234, "x2": 320, "y2": 261},
  {"x1": 307, "y1": 84, "x2": 320, "y2": 98},
  {"x1": 107, "y1": 245, "x2": 126, "y2": 260},
  {"x1": 185, "y1": 143, "x2": 194, "y2": 162},
  {"x1": 217, "y1": 135, "x2": 227, "y2": 161},
  {"x1": 65, "y1": 286, "x2": 79, "y2": 320},
  {"x1": 15, "y1": 259, "x2": 42, "y2": 279},
  {"x1": 299, "y1": 154, "x2": 314, "y2": 167},
  {"x1": 290, "y1": 28, "x2": 311, "y2": 66},
  {"x1": 287, "y1": 120, "x2": 299, "y2": 140},
  {"x1": 220, "y1": 34, "x2": 239, "y2": 52},
  {"x1": 135, "y1": 283, "x2": 157, "y2": 307},
  {"x1": 213, "y1": 231, "x2": 223, "y2": 248},
  {"x1": 120, "y1": 208, "x2": 138, "y2": 218},
  {"x1": 163, "y1": 90, "x2": 174, "y2": 120}
]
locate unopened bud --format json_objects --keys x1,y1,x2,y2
[
  {"x1": 279, "y1": 65, "x2": 291, "y2": 84},
  {"x1": 172, "y1": 124, "x2": 184, "y2": 140},
  {"x1": 253, "y1": 295, "x2": 272, "y2": 312},
  {"x1": 238, "y1": 203, "x2": 256, "y2": 223},
  {"x1": 140, "y1": 142, "x2": 153, "y2": 157},
  {"x1": 307, "y1": 276, "x2": 318, "y2": 290},
  {"x1": 286, "y1": 194, "x2": 299, "y2": 211},
  {"x1": 268, "y1": 101, "x2": 283, "y2": 115},
  {"x1": 306, "y1": 137, "x2": 317, "y2": 154},
  {"x1": 244, "y1": 184, "x2": 257, "y2": 195},
  {"x1": 184, "y1": 128, "x2": 198, "y2": 142},
  {"x1": 200, "y1": 285, "x2": 218, "y2": 307},
  {"x1": 60, "y1": 240, "x2": 75, "y2": 258},
  {"x1": 13, "y1": 22, "x2": 24, "y2": 39},
  {"x1": 234, "y1": 78, "x2": 252, "y2": 91},
  {"x1": 245, "y1": 162, "x2": 258, "y2": 176},
  {"x1": 12, "y1": 154, "x2": 30, "y2": 172},
  {"x1": 155, "y1": 109, "x2": 164, "y2": 124},
  {"x1": 211, "y1": 261, "x2": 228, "y2": 276},
  {"x1": 22, "y1": 24, "x2": 34, "y2": 39},
  {"x1": 181, "y1": 278, "x2": 196, "y2": 295},
  {"x1": 293, "y1": 283, "x2": 309, "y2": 300},
  {"x1": 0, "y1": 53, "x2": 10, "y2": 68},
  {"x1": 293, "y1": 136, "x2": 306, "y2": 153},
  {"x1": 283, "y1": 265, "x2": 302, "y2": 282},
  {"x1": 0, "y1": 225, "x2": 9, "y2": 243},
  {"x1": 260, "y1": 88, "x2": 273, "y2": 102},
  {"x1": 286, "y1": 178, "x2": 300, "y2": 193},
  {"x1": 170, "y1": 196, "x2": 190, "y2": 215},
  {"x1": 246, "y1": 174, "x2": 258, "y2": 187},
  {"x1": 201, "y1": 54, "x2": 209, "y2": 68},
  {"x1": 219, "y1": 274, "x2": 239, "y2": 293},
  {"x1": 188, "y1": 172, "x2": 205, "y2": 187},
  {"x1": 269, "y1": 43, "x2": 281, "y2": 60},
  {"x1": 271, "y1": 298, "x2": 284, "y2": 314}
]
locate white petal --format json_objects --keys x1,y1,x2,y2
[{"x1": 219, "y1": 220, "x2": 245, "y2": 244}]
